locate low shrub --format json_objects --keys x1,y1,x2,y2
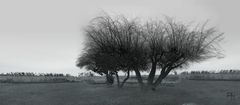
[{"x1": 0, "y1": 78, "x2": 14, "y2": 83}]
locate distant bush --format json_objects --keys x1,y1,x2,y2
[
  {"x1": 165, "y1": 75, "x2": 179, "y2": 81},
  {"x1": 0, "y1": 73, "x2": 78, "y2": 83},
  {"x1": 0, "y1": 78, "x2": 14, "y2": 83},
  {"x1": 78, "y1": 72, "x2": 95, "y2": 77},
  {"x1": 181, "y1": 69, "x2": 240, "y2": 75},
  {"x1": 219, "y1": 70, "x2": 240, "y2": 74},
  {"x1": 0, "y1": 72, "x2": 72, "y2": 77},
  {"x1": 180, "y1": 70, "x2": 240, "y2": 81}
]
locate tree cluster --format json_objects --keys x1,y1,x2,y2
[
  {"x1": 0, "y1": 72, "x2": 71, "y2": 77},
  {"x1": 76, "y1": 14, "x2": 223, "y2": 90}
]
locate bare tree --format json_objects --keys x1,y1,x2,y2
[
  {"x1": 143, "y1": 20, "x2": 166, "y2": 88},
  {"x1": 77, "y1": 14, "x2": 223, "y2": 90},
  {"x1": 76, "y1": 48, "x2": 116, "y2": 84},
  {"x1": 144, "y1": 17, "x2": 223, "y2": 90},
  {"x1": 77, "y1": 14, "x2": 148, "y2": 88}
]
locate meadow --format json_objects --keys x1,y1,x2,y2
[{"x1": 1, "y1": 78, "x2": 240, "y2": 105}]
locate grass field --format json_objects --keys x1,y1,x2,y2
[{"x1": 1, "y1": 80, "x2": 240, "y2": 105}]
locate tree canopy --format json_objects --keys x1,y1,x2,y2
[{"x1": 76, "y1": 14, "x2": 223, "y2": 90}]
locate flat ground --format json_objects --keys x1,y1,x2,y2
[{"x1": 0, "y1": 80, "x2": 240, "y2": 105}]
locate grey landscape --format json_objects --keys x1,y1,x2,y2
[{"x1": 0, "y1": 0, "x2": 240, "y2": 105}]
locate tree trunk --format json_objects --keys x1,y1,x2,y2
[
  {"x1": 151, "y1": 74, "x2": 164, "y2": 91},
  {"x1": 115, "y1": 72, "x2": 120, "y2": 87},
  {"x1": 151, "y1": 67, "x2": 171, "y2": 91},
  {"x1": 119, "y1": 70, "x2": 130, "y2": 88},
  {"x1": 105, "y1": 72, "x2": 109, "y2": 84},
  {"x1": 134, "y1": 69, "x2": 144, "y2": 89},
  {"x1": 147, "y1": 61, "x2": 157, "y2": 87},
  {"x1": 106, "y1": 71, "x2": 114, "y2": 85}
]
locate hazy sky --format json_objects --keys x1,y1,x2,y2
[{"x1": 0, "y1": 0, "x2": 240, "y2": 75}]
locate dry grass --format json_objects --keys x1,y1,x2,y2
[{"x1": 0, "y1": 80, "x2": 240, "y2": 105}]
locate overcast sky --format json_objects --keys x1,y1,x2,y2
[{"x1": 0, "y1": 0, "x2": 239, "y2": 75}]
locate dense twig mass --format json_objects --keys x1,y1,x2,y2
[{"x1": 76, "y1": 14, "x2": 223, "y2": 90}]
